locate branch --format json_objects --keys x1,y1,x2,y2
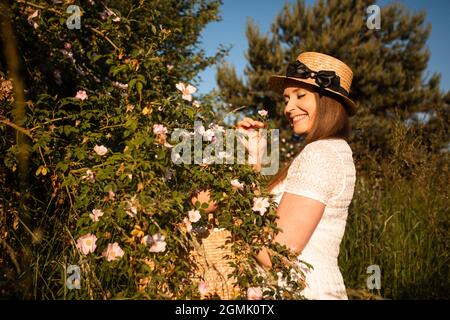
[
  {"x1": 89, "y1": 27, "x2": 121, "y2": 52},
  {"x1": 0, "y1": 238, "x2": 21, "y2": 274},
  {"x1": 0, "y1": 116, "x2": 34, "y2": 140},
  {"x1": 15, "y1": 0, "x2": 64, "y2": 15},
  {"x1": 100, "y1": 123, "x2": 126, "y2": 130},
  {"x1": 68, "y1": 162, "x2": 109, "y2": 173},
  {"x1": 29, "y1": 116, "x2": 71, "y2": 132}
]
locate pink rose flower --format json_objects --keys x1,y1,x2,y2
[
  {"x1": 75, "y1": 90, "x2": 88, "y2": 101},
  {"x1": 153, "y1": 124, "x2": 168, "y2": 135},
  {"x1": 102, "y1": 242, "x2": 125, "y2": 261},
  {"x1": 199, "y1": 281, "x2": 209, "y2": 296},
  {"x1": 247, "y1": 287, "x2": 263, "y2": 300},
  {"x1": 258, "y1": 110, "x2": 268, "y2": 117},
  {"x1": 76, "y1": 233, "x2": 97, "y2": 255}
]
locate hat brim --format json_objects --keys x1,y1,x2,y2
[{"x1": 268, "y1": 75, "x2": 356, "y2": 117}]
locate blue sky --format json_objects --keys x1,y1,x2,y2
[{"x1": 196, "y1": 0, "x2": 450, "y2": 95}]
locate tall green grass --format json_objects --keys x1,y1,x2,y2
[{"x1": 340, "y1": 123, "x2": 449, "y2": 299}]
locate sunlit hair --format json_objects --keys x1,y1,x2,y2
[{"x1": 266, "y1": 85, "x2": 351, "y2": 192}]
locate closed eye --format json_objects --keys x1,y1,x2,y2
[{"x1": 284, "y1": 94, "x2": 305, "y2": 105}]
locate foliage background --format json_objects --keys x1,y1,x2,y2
[
  {"x1": 1, "y1": 0, "x2": 449, "y2": 300},
  {"x1": 0, "y1": 0, "x2": 305, "y2": 299}
]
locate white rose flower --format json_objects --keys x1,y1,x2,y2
[
  {"x1": 150, "y1": 235, "x2": 167, "y2": 253},
  {"x1": 82, "y1": 169, "x2": 95, "y2": 182},
  {"x1": 89, "y1": 208, "x2": 104, "y2": 222},
  {"x1": 113, "y1": 81, "x2": 128, "y2": 90},
  {"x1": 126, "y1": 196, "x2": 138, "y2": 218},
  {"x1": 183, "y1": 217, "x2": 192, "y2": 233},
  {"x1": 252, "y1": 197, "x2": 270, "y2": 216},
  {"x1": 231, "y1": 179, "x2": 245, "y2": 191},
  {"x1": 188, "y1": 209, "x2": 201, "y2": 223},
  {"x1": 142, "y1": 233, "x2": 167, "y2": 253},
  {"x1": 175, "y1": 82, "x2": 197, "y2": 102},
  {"x1": 93, "y1": 145, "x2": 108, "y2": 156}
]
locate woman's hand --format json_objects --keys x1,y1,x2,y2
[
  {"x1": 235, "y1": 117, "x2": 267, "y2": 172},
  {"x1": 236, "y1": 117, "x2": 265, "y2": 131}
]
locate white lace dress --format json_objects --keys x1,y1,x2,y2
[{"x1": 270, "y1": 138, "x2": 356, "y2": 300}]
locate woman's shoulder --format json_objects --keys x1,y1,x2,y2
[
  {"x1": 305, "y1": 138, "x2": 351, "y2": 150},
  {"x1": 291, "y1": 138, "x2": 354, "y2": 175},
  {"x1": 285, "y1": 139, "x2": 353, "y2": 204},
  {"x1": 300, "y1": 138, "x2": 352, "y2": 159}
]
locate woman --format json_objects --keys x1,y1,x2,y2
[{"x1": 236, "y1": 52, "x2": 356, "y2": 299}]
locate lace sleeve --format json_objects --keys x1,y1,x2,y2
[{"x1": 283, "y1": 141, "x2": 343, "y2": 206}]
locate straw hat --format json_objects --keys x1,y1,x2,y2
[{"x1": 268, "y1": 52, "x2": 356, "y2": 116}]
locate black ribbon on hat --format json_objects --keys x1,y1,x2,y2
[{"x1": 286, "y1": 60, "x2": 349, "y2": 97}]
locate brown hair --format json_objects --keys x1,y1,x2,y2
[{"x1": 266, "y1": 90, "x2": 351, "y2": 192}]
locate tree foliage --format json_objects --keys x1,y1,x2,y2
[{"x1": 0, "y1": 0, "x2": 305, "y2": 299}]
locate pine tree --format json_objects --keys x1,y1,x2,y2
[{"x1": 217, "y1": 0, "x2": 449, "y2": 165}]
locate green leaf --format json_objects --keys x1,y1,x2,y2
[
  {"x1": 56, "y1": 162, "x2": 69, "y2": 172},
  {"x1": 136, "y1": 82, "x2": 143, "y2": 95},
  {"x1": 111, "y1": 64, "x2": 128, "y2": 76}
]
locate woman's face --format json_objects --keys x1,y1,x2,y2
[{"x1": 283, "y1": 85, "x2": 318, "y2": 135}]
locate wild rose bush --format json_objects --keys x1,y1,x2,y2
[{"x1": 1, "y1": 0, "x2": 305, "y2": 299}]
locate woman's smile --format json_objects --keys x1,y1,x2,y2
[{"x1": 291, "y1": 113, "x2": 308, "y2": 125}]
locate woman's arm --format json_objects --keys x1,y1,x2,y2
[{"x1": 256, "y1": 192, "x2": 325, "y2": 268}]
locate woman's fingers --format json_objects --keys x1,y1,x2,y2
[
  {"x1": 253, "y1": 121, "x2": 265, "y2": 128},
  {"x1": 236, "y1": 120, "x2": 251, "y2": 129},
  {"x1": 236, "y1": 117, "x2": 265, "y2": 129},
  {"x1": 243, "y1": 117, "x2": 265, "y2": 128}
]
